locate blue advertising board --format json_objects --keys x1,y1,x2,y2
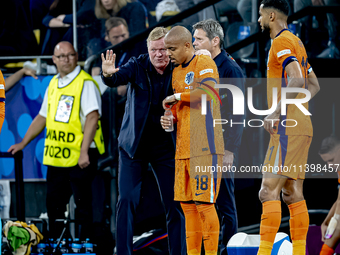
[{"x1": 0, "y1": 76, "x2": 53, "y2": 180}]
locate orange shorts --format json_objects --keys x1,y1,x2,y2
[
  {"x1": 262, "y1": 134, "x2": 312, "y2": 179},
  {"x1": 174, "y1": 154, "x2": 222, "y2": 203}
]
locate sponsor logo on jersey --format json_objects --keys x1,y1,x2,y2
[
  {"x1": 277, "y1": 49, "x2": 291, "y2": 58},
  {"x1": 199, "y1": 69, "x2": 213, "y2": 76},
  {"x1": 0, "y1": 84, "x2": 4, "y2": 90}
]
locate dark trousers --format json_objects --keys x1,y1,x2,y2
[
  {"x1": 217, "y1": 150, "x2": 238, "y2": 255},
  {"x1": 46, "y1": 148, "x2": 98, "y2": 239},
  {"x1": 116, "y1": 146, "x2": 186, "y2": 255}
]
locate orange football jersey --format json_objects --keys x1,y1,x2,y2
[
  {"x1": 171, "y1": 54, "x2": 224, "y2": 159},
  {"x1": 267, "y1": 29, "x2": 312, "y2": 136}
]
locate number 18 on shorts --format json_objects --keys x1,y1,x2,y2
[{"x1": 174, "y1": 154, "x2": 223, "y2": 203}]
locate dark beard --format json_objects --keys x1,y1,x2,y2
[{"x1": 261, "y1": 24, "x2": 271, "y2": 38}]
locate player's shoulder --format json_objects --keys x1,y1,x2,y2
[
  {"x1": 193, "y1": 55, "x2": 216, "y2": 75},
  {"x1": 196, "y1": 54, "x2": 215, "y2": 64},
  {"x1": 195, "y1": 54, "x2": 218, "y2": 71},
  {"x1": 273, "y1": 30, "x2": 297, "y2": 47}
]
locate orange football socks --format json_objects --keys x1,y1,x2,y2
[
  {"x1": 288, "y1": 200, "x2": 309, "y2": 255},
  {"x1": 320, "y1": 243, "x2": 335, "y2": 255},
  {"x1": 196, "y1": 203, "x2": 220, "y2": 255},
  {"x1": 258, "y1": 200, "x2": 282, "y2": 255},
  {"x1": 180, "y1": 202, "x2": 202, "y2": 255}
]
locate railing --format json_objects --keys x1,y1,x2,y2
[
  {"x1": 0, "y1": 151, "x2": 25, "y2": 221},
  {"x1": 225, "y1": 6, "x2": 340, "y2": 55},
  {"x1": 0, "y1": 56, "x2": 53, "y2": 75},
  {"x1": 84, "y1": 0, "x2": 224, "y2": 73},
  {"x1": 0, "y1": 0, "x2": 77, "y2": 74}
]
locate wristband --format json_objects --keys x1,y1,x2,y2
[
  {"x1": 174, "y1": 93, "x2": 181, "y2": 101},
  {"x1": 325, "y1": 216, "x2": 338, "y2": 239}
]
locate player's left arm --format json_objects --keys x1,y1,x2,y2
[
  {"x1": 181, "y1": 77, "x2": 218, "y2": 102},
  {"x1": 162, "y1": 58, "x2": 219, "y2": 108},
  {"x1": 306, "y1": 69, "x2": 320, "y2": 99},
  {"x1": 277, "y1": 61, "x2": 306, "y2": 112},
  {"x1": 162, "y1": 77, "x2": 218, "y2": 108},
  {"x1": 264, "y1": 61, "x2": 304, "y2": 134}
]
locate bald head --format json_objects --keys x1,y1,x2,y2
[
  {"x1": 164, "y1": 26, "x2": 195, "y2": 66},
  {"x1": 52, "y1": 41, "x2": 78, "y2": 78},
  {"x1": 54, "y1": 41, "x2": 75, "y2": 55},
  {"x1": 165, "y1": 26, "x2": 193, "y2": 46}
]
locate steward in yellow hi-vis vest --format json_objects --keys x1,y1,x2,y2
[
  {"x1": 8, "y1": 41, "x2": 107, "y2": 240},
  {"x1": 44, "y1": 70, "x2": 105, "y2": 167}
]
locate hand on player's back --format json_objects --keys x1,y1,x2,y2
[{"x1": 101, "y1": 50, "x2": 120, "y2": 77}]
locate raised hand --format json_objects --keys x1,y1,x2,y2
[{"x1": 101, "y1": 50, "x2": 120, "y2": 77}]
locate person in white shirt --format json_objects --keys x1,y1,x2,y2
[{"x1": 8, "y1": 41, "x2": 105, "y2": 240}]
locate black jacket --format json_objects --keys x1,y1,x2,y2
[{"x1": 101, "y1": 54, "x2": 175, "y2": 158}]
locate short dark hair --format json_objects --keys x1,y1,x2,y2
[
  {"x1": 319, "y1": 135, "x2": 340, "y2": 154},
  {"x1": 261, "y1": 0, "x2": 290, "y2": 16},
  {"x1": 192, "y1": 19, "x2": 224, "y2": 48},
  {"x1": 105, "y1": 17, "x2": 128, "y2": 34}
]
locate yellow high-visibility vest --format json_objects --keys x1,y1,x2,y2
[{"x1": 43, "y1": 70, "x2": 105, "y2": 167}]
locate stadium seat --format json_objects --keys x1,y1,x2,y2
[{"x1": 225, "y1": 22, "x2": 258, "y2": 63}]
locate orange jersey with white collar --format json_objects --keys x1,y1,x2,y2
[
  {"x1": 0, "y1": 70, "x2": 5, "y2": 133},
  {"x1": 172, "y1": 54, "x2": 224, "y2": 159},
  {"x1": 267, "y1": 29, "x2": 312, "y2": 136}
]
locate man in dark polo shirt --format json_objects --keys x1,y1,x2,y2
[
  {"x1": 101, "y1": 27, "x2": 185, "y2": 255},
  {"x1": 193, "y1": 19, "x2": 246, "y2": 255}
]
